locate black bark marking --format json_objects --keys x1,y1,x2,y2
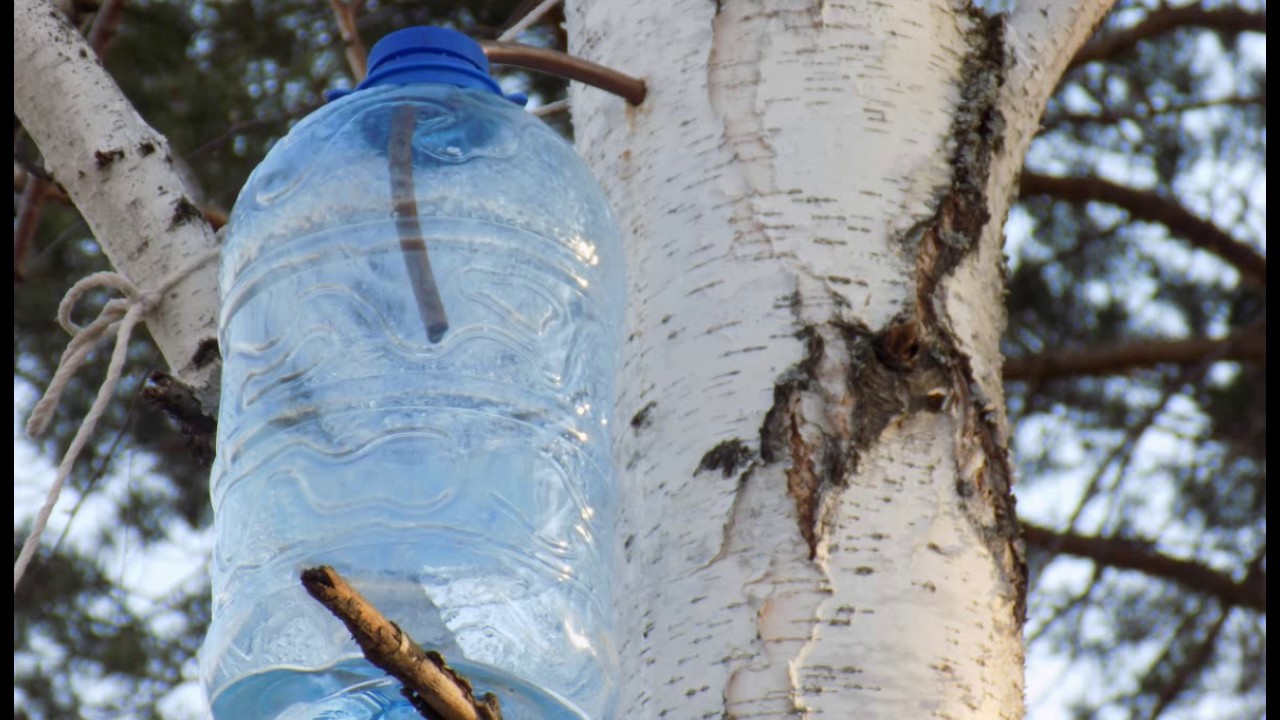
[
  {"x1": 630, "y1": 401, "x2": 657, "y2": 430},
  {"x1": 138, "y1": 141, "x2": 156, "y2": 156},
  {"x1": 94, "y1": 148, "x2": 125, "y2": 168},
  {"x1": 169, "y1": 196, "x2": 203, "y2": 228},
  {"x1": 191, "y1": 337, "x2": 220, "y2": 369},
  {"x1": 758, "y1": 323, "x2": 914, "y2": 558},
  {"x1": 696, "y1": 439, "x2": 752, "y2": 478}
]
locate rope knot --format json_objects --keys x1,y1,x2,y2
[{"x1": 15, "y1": 249, "x2": 218, "y2": 592}]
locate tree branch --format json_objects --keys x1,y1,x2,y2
[
  {"x1": 15, "y1": 0, "x2": 222, "y2": 409},
  {"x1": 328, "y1": 0, "x2": 367, "y2": 81},
  {"x1": 85, "y1": 0, "x2": 127, "y2": 56},
  {"x1": 1020, "y1": 172, "x2": 1267, "y2": 286},
  {"x1": 1005, "y1": 328, "x2": 1265, "y2": 382},
  {"x1": 1021, "y1": 523, "x2": 1265, "y2": 613},
  {"x1": 14, "y1": 0, "x2": 128, "y2": 291},
  {"x1": 300, "y1": 566, "x2": 502, "y2": 720},
  {"x1": 1069, "y1": 6, "x2": 1267, "y2": 70}
]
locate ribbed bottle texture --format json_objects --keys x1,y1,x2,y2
[{"x1": 202, "y1": 82, "x2": 623, "y2": 719}]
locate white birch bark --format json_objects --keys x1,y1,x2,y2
[
  {"x1": 567, "y1": 0, "x2": 1114, "y2": 717},
  {"x1": 14, "y1": 0, "x2": 1116, "y2": 713},
  {"x1": 14, "y1": 0, "x2": 221, "y2": 407}
]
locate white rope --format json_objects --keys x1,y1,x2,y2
[
  {"x1": 498, "y1": 0, "x2": 562, "y2": 42},
  {"x1": 14, "y1": 249, "x2": 219, "y2": 593}
]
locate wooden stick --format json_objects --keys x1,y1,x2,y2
[{"x1": 300, "y1": 566, "x2": 502, "y2": 720}]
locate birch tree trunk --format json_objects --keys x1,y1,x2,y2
[
  {"x1": 16, "y1": 0, "x2": 1115, "y2": 715},
  {"x1": 567, "y1": 1, "x2": 1113, "y2": 716}
]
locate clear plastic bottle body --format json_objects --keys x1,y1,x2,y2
[{"x1": 202, "y1": 84, "x2": 623, "y2": 719}]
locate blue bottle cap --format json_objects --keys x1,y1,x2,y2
[{"x1": 328, "y1": 27, "x2": 525, "y2": 103}]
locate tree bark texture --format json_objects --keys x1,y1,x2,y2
[
  {"x1": 14, "y1": 0, "x2": 1119, "y2": 715},
  {"x1": 567, "y1": 0, "x2": 1114, "y2": 717},
  {"x1": 14, "y1": 0, "x2": 222, "y2": 408}
]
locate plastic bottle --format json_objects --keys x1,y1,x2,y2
[{"x1": 201, "y1": 27, "x2": 623, "y2": 719}]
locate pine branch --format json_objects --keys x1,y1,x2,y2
[
  {"x1": 1004, "y1": 329, "x2": 1265, "y2": 382},
  {"x1": 1069, "y1": 6, "x2": 1267, "y2": 70},
  {"x1": 301, "y1": 566, "x2": 503, "y2": 720},
  {"x1": 1146, "y1": 607, "x2": 1230, "y2": 720},
  {"x1": 1019, "y1": 172, "x2": 1266, "y2": 286},
  {"x1": 1021, "y1": 523, "x2": 1265, "y2": 613},
  {"x1": 1048, "y1": 93, "x2": 1266, "y2": 127}
]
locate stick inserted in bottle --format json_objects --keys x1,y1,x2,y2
[{"x1": 390, "y1": 104, "x2": 449, "y2": 343}]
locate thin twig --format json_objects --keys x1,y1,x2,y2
[
  {"x1": 1146, "y1": 606, "x2": 1231, "y2": 720},
  {"x1": 498, "y1": 0, "x2": 561, "y2": 42},
  {"x1": 86, "y1": 0, "x2": 127, "y2": 56},
  {"x1": 1025, "y1": 563, "x2": 1103, "y2": 646},
  {"x1": 531, "y1": 98, "x2": 570, "y2": 117},
  {"x1": 1062, "y1": 371, "x2": 1184, "y2": 531},
  {"x1": 328, "y1": 0, "x2": 368, "y2": 81},
  {"x1": 14, "y1": 175, "x2": 52, "y2": 289},
  {"x1": 482, "y1": 41, "x2": 646, "y2": 105},
  {"x1": 390, "y1": 105, "x2": 449, "y2": 343},
  {"x1": 1020, "y1": 172, "x2": 1266, "y2": 286},
  {"x1": 185, "y1": 103, "x2": 320, "y2": 159},
  {"x1": 300, "y1": 566, "x2": 502, "y2": 720}
]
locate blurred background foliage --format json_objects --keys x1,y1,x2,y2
[{"x1": 13, "y1": 0, "x2": 1265, "y2": 718}]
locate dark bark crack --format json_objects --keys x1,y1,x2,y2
[
  {"x1": 142, "y1": 372, "x2": 216, "y2": 467},
  {"x1": 758, "y1": 321, "x2": 941, "y2": 559},
  {"x1": 906, "y1": 10, "x2": 1028, "y2": 624},
  {"x1": 749, "y1": 13, "x2": 1027, "y2": 624}
]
